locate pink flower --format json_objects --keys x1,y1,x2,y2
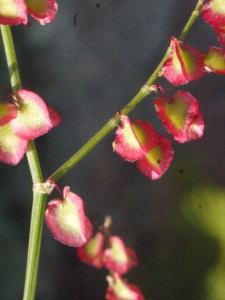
[
  {"x1": 0, "y1": 0, "x2": 58, "y2": 25},
  {"x1": 113, "y1": 115, "x2": 174, "y2": 180},
  {"x1": 162, "y1": 37, "x2": 205, "y2": 86},
  {"x1": 106, "y1": 273, "x2": 144, "y2": 300},
  {"x1": 103, "y1": 236, "x2": 138, "y2": 274},
  {"x1": 202, "y1": 0, "x2": 225, "y2": 28},
  {"x1": 77, "y1": 232, "x2": 104, "y2": 268},
  {"x1": 45, "y1": 186, "x2": 93, "y2": 247},
  {"x1": 154, "y1": 90, "x2": 204, "y2": 143}
]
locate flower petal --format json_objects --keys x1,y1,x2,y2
[
  {"x1": 202, "y1": 0, "x2": 225, "y2": 27},
  {"x1": 11, "y1": 89, "x2": 56, "y2": 140},
  {"x1": 162, "y1": 38, "x2": 205, "y2": 85},
  {"x1": 103, "y1": 236, "x2": 138, "y2": 274},
  {"x1": 155, "y1": 90, "x2": 203, "y2": 143},
  {"x1": 24, "y1": 0, "x2": 58, "y2": 25},
  {"x1": 137, "y1": 135, "x2": 174, "y2": 180},
  {"x1": 113, "y1": 115, "x2": 158, "y2": 162},
  {"x1": 106, "y1": 273, "x2": 144, "y2": 300},
  {"x1": 204, "y1": 46, "x2": 225, "y2": 74},
  {"x1": 45, "y1": 186, "x2": 93, "y2": 247},
  {"x1": 0, "y1": 0, "x2": 27, "y2": 25},
  {"x1": 77, "y1": 232, "x2": 104, "y2": 268},
  {"x1": 0, "y1": 122, "x2": 27, "y2": 165}
]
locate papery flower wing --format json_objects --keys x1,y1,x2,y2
[
  {"x1": 24, "y1": 0, "x2": 58, "y2": 25},
  {"x1": 137, "y1": 135, "x2": 174, "y2": 180},
  {"x1": 0, "y1": 0, "x2": 27, "y2": 25},
  {"x1": 0, "y1": 103, "x2": 17, "y2": 126},
  {"x1": 106, "y1": 273, "x2": 144, "y2": 300},
  {"x1": 154, "y1": 90, "x2": 201, "y2": 143},
  {"x1": 113, "y1": 115, "x2": 158, "y2": 162},
  {"x1": 45, "y1": 186, "x2": 93, "y2": 247},
  {"x1": 0, "y1": 123, "x2": 27, "y2": 165},
  {"x1": 103, "y1": 236, "x2": 138, "y2": 274},
  {"x1": 10, "y1": 89, "x2": 57, "y2": 140},
  {"x1": 204, "y1": 46, "x2": 225, "y2": 74},
  {"x1": 202, "y1": 0, "x2": 225, "y2": 27},
  {"x1": 77, "y1": 232, "x2": 104, "y2": 268},
  {"x1": 162, "y1": 38, "x2": 204, "y2": 85}
]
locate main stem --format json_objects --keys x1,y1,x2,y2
[
  {"x1": 49, "y1": 0, "x2": 204, "y2": 183},
  {"x1": 0, "y1": 25, "x2": 46, "y2": 300}
]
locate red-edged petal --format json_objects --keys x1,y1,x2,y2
[
  {"x1": 103, "y1": 236, "x2": 138, "y2": 274},
  {"x1": 213, "y1": 24, "x2": 225, "y2": 33},
  {"x1": 77, "y1": 232, "x2": 104, "y2": 269},
  {"x1": 202, "y1": 0, "x2": 225, "y2": 27},
  {"x1": 45, "y1": 186, "x2": 93, "y2": 247},
  {"x1": 0, "y1": 0, "x2": 27, "y2": 25},
  {"x1": 24, "y1": 0, "x2": 58, "y2": 25},
  {"x1": 155, "y1": 90, "x2": 201, "y2": 143},
  {"x1": 11, "y1": 89, "x2": 54, "y2": 140},
  {"x1": 204, "y1": 46, "x2": 225, "y2": 74},
  {"x1": 113, "y1": 115, "x2": 158, "y2": 162},
  {"x1": 162, "y1": 38, "x2": 205, "y2": 85},
  {"x1": 106, "y1": 273, "x2": 144, "y2": 300},
  {"x1": 0, "y1": 103, "x2": 17, "y2": 126},
  {"x1": 137, "y1": 135, "x2": 174, "y2": 180},
  {"x1": 0, "y1": 123, "x2": 27, "y2": 165}
]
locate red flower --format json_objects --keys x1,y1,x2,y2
[
  {"x1": 0, "y1": 0, "x2": 58, "y2": 25},
  {"x1": 77, "y1": 232, "x2": 104, "y2": 268},
  {"x1": 45, "y1": 186, "x2": 93, "y2": 247},
  {"x1": 113, "y1": 115, "x2": 174, "y2": 179},
  {"x1": 106, "y1": 273, "x2": 144, "y2": 300},
  {"x1": 162, "y1": 37, "x2": 205, "y2": 86},
  {"x1": 155, "y1": 90, "x2": 204, "y2": 143},
  {"x1": 103, "y1": 236, "x2": 138, "y2": 274}
]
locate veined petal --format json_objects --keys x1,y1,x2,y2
[
  {"x1": 103, "y1": 236, "x2": 138, "y2": 274},
  {"x1": 77, "y1": 232, "x2": 104, "y2": 269},
  {"x1": 0, "y1": 122, "x2": 27, "y2": 165},
  {"x1": 11, "y1": 89, "x2": 55, "y2": 140},
  {"x1": 137, "y1": 135, "x2": 174, "y2": 180},
  {"x1": 45, "y1": 186, "x2": 93, "y2": 247},
  {"x1": 202, "y1": 0, "x2": 225, "y2": 27},
  {"x1": 0, "y1": 0, "x2": 27, "y2": 25},
  {"x1": 25, "y1": 0, "x2": 58, "y2": 25},
  {"x1": 0, "y1": 103, "x2": 17, "y2": 126}
]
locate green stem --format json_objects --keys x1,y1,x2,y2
[
  {"x1": 0, "y1": 25, "x2": 45, "y2": 300},
  {"x1": 49, "y1": 0, "x2": 204, "y2": 183}
]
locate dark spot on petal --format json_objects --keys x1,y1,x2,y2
[
  {"x1": 199, "y1": 205, "x2": 202, "y2": 209},
  {"x1": 157, "y1": 159, "x2": 161, "y2": 163}
]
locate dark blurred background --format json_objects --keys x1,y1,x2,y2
[{"x1": 1, "y1": 0, "x2": 225, "y2": 299}]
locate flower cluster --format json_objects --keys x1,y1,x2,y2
[
  {"x1": 0, "y1": 89, "x2": 61, "y2": 165},
  {"x1": 77, "y1": 217, "x2": 144, "y2": 300},
  {"x1": 112, "y1": 1, "x2": 225, "y2": 181},
  {"x1": 0, "y1": 0, "x2": 58, "y2": 26}
]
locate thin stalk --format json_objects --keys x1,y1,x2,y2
[
  {"x1": 0, "y1": 25, "x2": 45, "y2": 300},
  {"x1": 48, "y1": 0, "x2": 204, "y2": 183}
]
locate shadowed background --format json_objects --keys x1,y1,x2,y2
[{"x1": 1, "y1": 0, "x2": 225, "y2": 299}]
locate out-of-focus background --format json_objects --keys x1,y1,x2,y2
[{"x1": 1, "y1": 0, "x2": 225, "y2": 299}]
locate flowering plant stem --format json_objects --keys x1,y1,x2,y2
[{"x1": 0, "y1": 1, "x2": 205, "y2": 299}]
